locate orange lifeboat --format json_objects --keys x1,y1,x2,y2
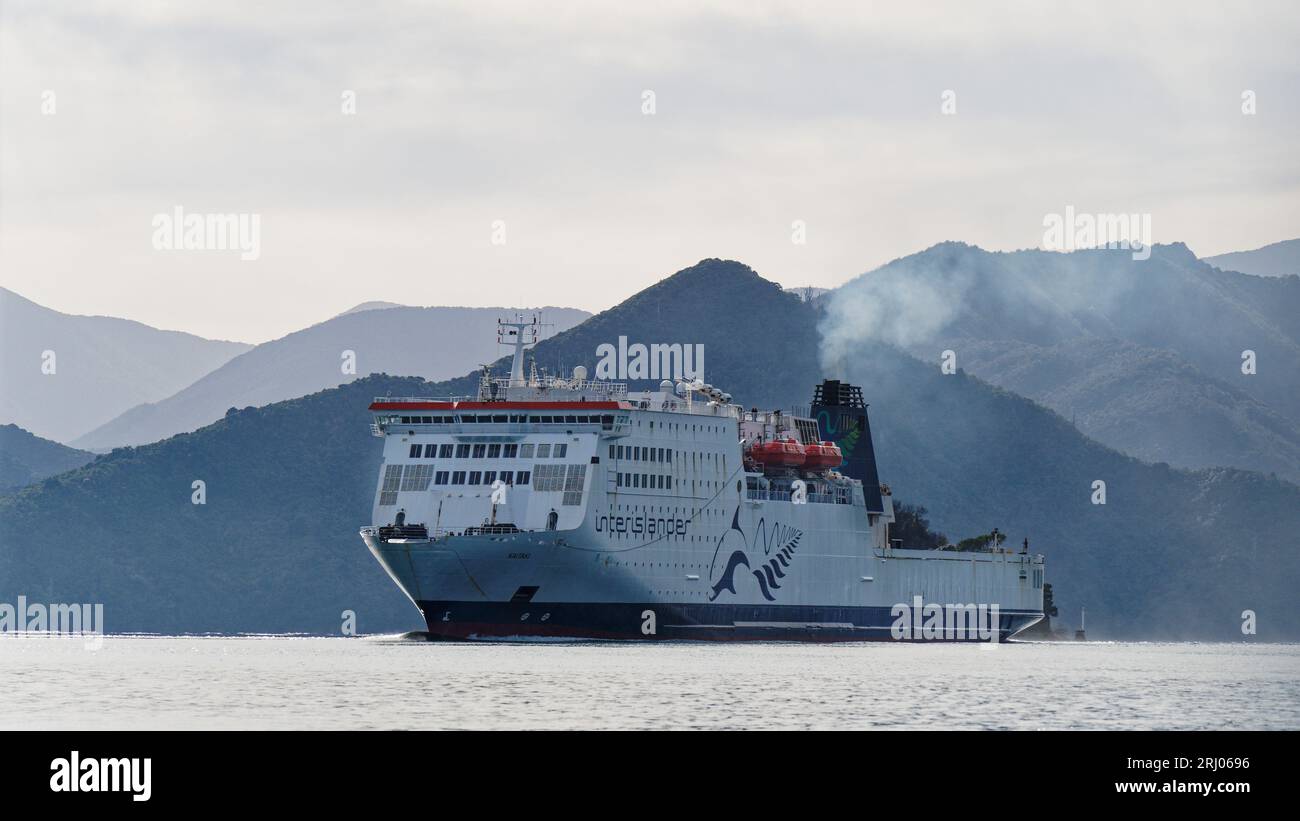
[
  {"x1": 802, "y1": 441, "x2": 842, "y2": 471},
  {"x1": 750, "y1": 438, "x2": 806, "y2": 468}
]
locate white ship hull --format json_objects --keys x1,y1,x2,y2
[{"x1": 363, "y1": 518, "x2": 1044, "y2": 641}]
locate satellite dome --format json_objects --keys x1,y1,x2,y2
[{"x1": 572, "y1": 365, "x2": 588, "y2": 381}]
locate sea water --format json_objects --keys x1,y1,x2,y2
[{"x1": 1, "y1": 636, "x2": 1296, "y2": 730}]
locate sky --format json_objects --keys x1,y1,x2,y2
[{"x1": 2, "y1": 0, "x2": 1297, "y2": 344}]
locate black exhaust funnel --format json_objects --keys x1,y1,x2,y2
[{"x1": 811, "y1": 380, "x2": 884, "y2": 513}]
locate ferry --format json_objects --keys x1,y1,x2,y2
[{"x1": 360, "y1": 316, "x2": 1045, "y2": 641}]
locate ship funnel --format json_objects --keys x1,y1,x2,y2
[{"x1": 811, "y1": 379, "x2": 883, "y2": 514}]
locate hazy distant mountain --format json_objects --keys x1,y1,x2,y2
[
  {"x1": 1204, "y1": 238, "x2": 1300, "y2": 277},
  {"x1": 0, "y1": 287, "x2": 252, "y2": 444},
  {"x1": 71, "y1": 306, "x2": 590, "y2": 450},
  {"x1": 2, "y1": 259, "x2": 1297, "y2": 639},
  {"x1": 825, "y1": 242, "x2": 1300, "y2": 482},
  {"x1": 954, "y1": 338, "x2": 1300, "y2": 481},
  {"x1": 0, "y1": 424, "x2": 95, "y2": 494},
  {"x1": 336, "y1": 301, "x2": 405, "y2": 316}
]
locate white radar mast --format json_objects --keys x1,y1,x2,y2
[{"x1": 498, "y1": 314, "x2": 541, "y2": 387}]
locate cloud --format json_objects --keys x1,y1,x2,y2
[{"x1": 1, "y1": 0, "x2": 1297, "y2": 342}]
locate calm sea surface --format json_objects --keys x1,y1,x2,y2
[{"x1": 1, "y1": 636, "x2": 1296, "y2": 730}]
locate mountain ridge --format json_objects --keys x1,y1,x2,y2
[
  {"x1": 71, "y1": 304, "x2": 591, "y2": 450},
  {"x1": 822, "y1": 241, "x2": 1300, "y2": 481},
  {"x1": 1204, "y1": 238, "x2": 1300, "y2": 278},
  {"x1": 0, "y1": 286, "x2": 252, "y2": 444},
  {"x1": 0, "y1": 424, "x2": 96, "y2": 493}
]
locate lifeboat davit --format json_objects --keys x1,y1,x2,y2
[
  {"x1": 802, "y1": 441, "x2": 843, "y2": 471},
  {"x1": 750, "y1": 438, "x2": 806, "y2": 468}
]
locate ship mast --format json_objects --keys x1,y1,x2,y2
[{"x1": 498, "y1": 314, "x2": 540, "y2": 387}]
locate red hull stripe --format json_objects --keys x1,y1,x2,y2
[{"x1": 369, "y1": 400, "x2": 626, "y2": 411}]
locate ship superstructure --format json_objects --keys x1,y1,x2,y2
[{"x1": 360, "y1": 315, "x2": 1045, "y2": 641}]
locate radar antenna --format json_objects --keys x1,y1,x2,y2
[{"x1": 497, "y1": 313, "x2": 552, "y2": 388}]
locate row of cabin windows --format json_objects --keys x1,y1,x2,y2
[
  {"x1": 396, "y1": 414, "x2": 614, "y2": 425},
  {"x1": 609, "y1": 444, "x2": 672, "y2": 462},
  {"x1": 640, "y1": 419, "x2": 727, "y2": 435},
  {"x1": 617, "y1": 473, "x2": 672, "y2": 490},
  {"x1": 435, "y1": 469, "x2": 532, "y2": 487},
  {"x1": 609, "y1": 443, "x2": 725, "y2": 474},
  {"x1": 409, "y1": 442, "x2": 567, "y2": 460}
]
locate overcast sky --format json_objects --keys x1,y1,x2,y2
[{"x1": 2, "y1": 0, "x2": 1297, "y2": 343}]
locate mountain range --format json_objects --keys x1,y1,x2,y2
[
  {"x1": 824, "y1": 242, "x2": 1300, "y2": 482},
  {"x1": 0, "y1": 287, "x2": 251, "y2": 443},
  {"x1": 2, "y1": 258, "x2": 1296, "y2": 639},
  {"x1": 1204, "y1": 238, "x2": 1300, "y2": 278},
  {"x1": 68, "y1": 305, "x2": 590, "y2": 450}
]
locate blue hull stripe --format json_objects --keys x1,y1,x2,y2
[{"x1": 416, "y1": 600, "x2": 1044, "y2": 642}]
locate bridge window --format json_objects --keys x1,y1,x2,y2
[
  {"x1": 439, "y1": 444, "x2": 453, "y2": 458},
  {"x1": 408, "y1": 444, "x2": 421, "y2": 458},
  {"x1": 378, "y1": 464, "x2": 402, "y2": 506},
  {"x1": 451, "y1": 471, "x2": 466, "y2": 485},
  {"x1": 501, "y1": 471, "x2": 514, "y2": 485},
  {"x1": 472, "y1": 444, "x2": 486, "y2": 458},
  {"x1": 468, "y1": 471, "x2": 482, "y2": 485},
  {"x1": 516, "y1": 471, "x2": 530, "y2": 485},
  {"x1": 435, "y1": 471, "x2": 449, "y2": 485},
  {"x1": 487, "y1": 444, "x2": 501, "y2": 458},
  {"x1": 423, "y1": 444, "x2": 437, "y2": 458},
  {"x1": 520, "y1": 444, "x2": 535, "y2": 459},
  {"x1": 532, "y1": 464, "x2": 565, "y2": 491},
  {"x1": 504, "y1": 444, "x2": 518, "y2": 458},
  {"x1": 562, "y1": 464, "x2": 587, "y2": 505},
  {"x1": 455, "y1": 444, "x2": 470, "y2": 458},
  {"x1": 537, "y1": 444, "x2": 552, "y2": 458},
  {"x1": 554, "y1": 444, "x2": 568, "y2": 458},
  {"x1": 401, "y1": 464, "x2": 433, "y2": 492},
  {"x1": 483, "y1": 471, "x2": 497, "y2": 485}
]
